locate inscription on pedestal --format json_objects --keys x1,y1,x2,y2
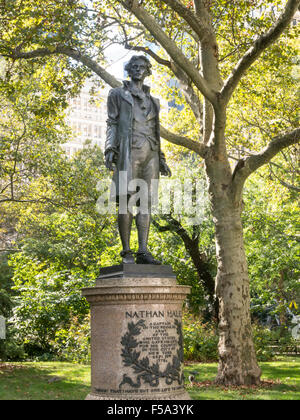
[
  {"x1": 118, "y1": 310, "x2": 184, "y2": 394},
  {"x1": 83, "y1": 273, "x2": 191, "y2": 399}
]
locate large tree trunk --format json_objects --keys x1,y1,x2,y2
[
  {"x1": 204, "y1": 141, "x2": 261, "y2": 385},
  {"x1": 212, "y1": 197, "x2": 261, "y2": 385}
]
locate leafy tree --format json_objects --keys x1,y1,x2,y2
[
  {"x1": 0, "y1": 44, "x2": 117, "y2": 359},
  {"x1": 243, "y1": 170, "x2": 299, "y2": 324},
  {"x1": 1, "y1": 0, "x2": 299, "y2": 385},
  {"x1": 6, "y1": 145, "x2": 118, "y2": 357},
  {"x1": 153, "y1": 214, "x2": 218, "y2": 318},
  {"x1": 8, "y1": 253, "x2": 91, "y2": 356},
  {"x1": 0, "y1": 55, "x2": 76, "y2": 262}
]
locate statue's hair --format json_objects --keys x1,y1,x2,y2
[{"x1": 125, "y1": 55, "x2": 152, "y2": 77}]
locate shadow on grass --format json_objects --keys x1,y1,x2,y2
[
  {"x1": 184, "y1": 363, "x2": 217, "y2": 380},
  {"x1": 0, "y1": 363, "x2": 90, "y2": 400},
  {"x1": 261, "y1": 364, "x2": 298, "y2": 380}
]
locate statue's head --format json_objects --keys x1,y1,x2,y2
[{"x1": 125, "y1": 55, "x2": 152, "y2": 81}]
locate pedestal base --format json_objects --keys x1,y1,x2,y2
[
  {"x1": 82, "y1": 265, "x2": 191, "y2": 400},
  {"x1": 85, "y1": 389, "x2": 191, "y2": 400}
]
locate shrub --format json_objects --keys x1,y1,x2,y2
[
  {"x1": 0, "y1": 327, "x2": 25, "y2": 361},
  {"x1": 182, "y1": 312, "x2": 218, "y2": 362},
  {"x1": 252, "y1": 323, "x2": 276, "y2": 361},
  {"x1": 53, "y1": 315, "x2": 90, "y2": 364},
  {"x1": 252, "y1": 323, "x2": 299, "y2": 361}
]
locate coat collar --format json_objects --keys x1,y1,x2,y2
[
  {"x1": 120, "y1": 80, "x2": 160, "y2": 112},
  {"x1": 122, "y1": 80, "x2": 151, "y2": 97}
]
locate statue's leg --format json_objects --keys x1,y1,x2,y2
[
  {"x1": 118, "y1": 204, "x2": 135, "y2": 263},
  {"x1": 136, "y1": 213, "x2": 151, "y2": 253},
  {"x1": 118, "y1": 210, "x2": 133, "y2": 253},
  {"x1": 135, "y1": 145, "x2": 161, "y2": 264},
  {"x1": 117, "y1": 145, "x2": 143, "y2": 264}
]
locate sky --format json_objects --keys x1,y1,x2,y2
[{"x1": 102, "y1": 29, "x2": 137, "y2": 81}]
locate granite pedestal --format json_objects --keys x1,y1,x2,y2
[{"x1": 82, "y1": 264, "x2": 191, "y2": 400}]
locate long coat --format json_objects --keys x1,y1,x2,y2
[{"x1": 105, "y1": 81, "x2": 164, "y2": 200}]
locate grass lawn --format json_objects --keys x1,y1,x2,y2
[
  {"x1": 185, "y1": 356, "x2": 300, "y2": 400},
  {"x1": 0, "y1": 356, "x2": 299, "y2": 400},
  {"x1": 0, "y1": 362, "x2": 90, "y2": 400}
]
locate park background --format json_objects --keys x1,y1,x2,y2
[{"x1": 0, "y1": 0, "x2": 299, "y2": 399}]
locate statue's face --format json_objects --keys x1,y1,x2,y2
[{"x1": 129, "y1": 58, "x2": 149, "y2": 82}]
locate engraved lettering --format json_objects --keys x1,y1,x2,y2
[
  {"x1": 119, "y1": 317, "x2": 184, "y2": 389},
  {"x1": 125, "y1": 310, "x2": 165, "y2": 319}
]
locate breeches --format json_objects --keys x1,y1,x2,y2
[
  {"x1": 129, "y1": 140, "x2": 159, "y2": 211},
  {"x1": 131, "y1": 140, "x2": 159, "y2": 182}
]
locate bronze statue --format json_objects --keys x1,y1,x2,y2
[{"x1": 105, "y1": 55, "x2": 171, "y2": 264}]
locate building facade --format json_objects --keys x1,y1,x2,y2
[{"x1": 63, "y1": 82, "x2": 109, "y2": 157}]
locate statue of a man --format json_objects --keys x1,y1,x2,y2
[{"x1": 105, "y1": 55, "x2": 171, "y2": 264}]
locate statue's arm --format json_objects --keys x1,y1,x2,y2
[
  {"x1": 105, "y1": 89, "x2": 120, "y2": 155},
  {"x1": 105, "y1": 89, "x2": 120, "y2": 170},
  {"x1": 156, "y1": 105, "x2": 171, "y2": 176},
  {"x1": 159, "y1": 150, "x2": 172, "y2": 177},
  {"x1": 159, "y1": 149, "x2": 166, "y2": 163}
]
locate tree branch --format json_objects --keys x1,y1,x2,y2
[
  {"x1": 231, "y1": 127, "x2": 300, "y2": 203},
  {"x1": 120, "y1": 0, "x2": 217, "y2": 104},
  {"x1": 119, "y1": 22, "x2": 171, "y2": 68},
  {"x1": 161, "y1": 0, "x2": 222, "y2": 142},
  {"x1": 153, "y1": 215, "x2": 194, "y2": 246},
  {"x1": 5, "y1": 46, "x2": 122, "y2": 88},
  {"x1": 268, "y1": 162, "x2": 300, "y2": 192},
  {"x1": 116, "y1": 18, "x2": 203, "y2": 121},
  {"x1": 122, "y1": 39, "x2": 203, "y2": 121},
  {"x1": 118, "y1": 22, "x2": 172, "y2": 68},
  {"x1": 153, "y1": 214, "x2": 217, "y2": 316},
  {"x1": 124, "y1": 41, "x2": 171, "y2": 67},
  {"x1": 160, "y1": 125, "x2": 208, "y2": 158},
  {"x1": 161, "y1": 0, "x2": 213, "y2": 43},
  {"x1": 169, "y1": 63, "x2": 203, "y2": 122},
  {"x1": 193, "y1": 0, "x2": 202, "y2": 15},
  {"x1": 221, "y1": 0, "x2": 300, "y2": 103},
  {"x1": 0, "y1": 248, "x2": 19, "y2": 253},
  {"x1": 5, "y1": 44, "x2": 208, "y2": 156}
]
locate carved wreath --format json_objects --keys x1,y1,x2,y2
[{"x1": 119, "y1": 318, "x2": 184, "y2": 389}]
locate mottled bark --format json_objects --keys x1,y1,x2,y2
[{"x1": 213, "y1": 203, "x2": 261, "y2": 385}]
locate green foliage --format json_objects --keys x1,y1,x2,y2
[
  {"x1": 0, "y1": 57, "x2": 73, "y2": 213},
  {"x1": 252, "y1": 323, "x2": 277, "y2": 361},
  {"x1": 0, "y1": 255, "x2": 13, "y2": 317},
  {"x1": 226, "y1": 32, "x2": 299, "y2": 157},
  {"x1": 0, "y1": 140, "x2": 118, "y2": 360},
  {"x1": 149, "y1": 154, "x2": 217, "y2": 315},
  {"x1": 0, "y1": 254, "x2": 25, "y2": 361},
  {"x1": 8, "y1": 253, "x2": 93, "y2": 354},
  {"x1": 53, "y1": 315, "x2": 90, "y2": 363},
  {"x1": 183, "y1": 314, "x2": 299, "y2": 363},
  {"x1": 243, "y1": 173, "x2": 299, "y2": 308},
  {"x1": 0, "y1": 0, "x2": 107, "y2": 73},
  {"x1": 182, "y1": 313, "x2": 219, "y2": 362},
  {"x1": 252, "y1": 323, "x2": 299, "y2": 361}
]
